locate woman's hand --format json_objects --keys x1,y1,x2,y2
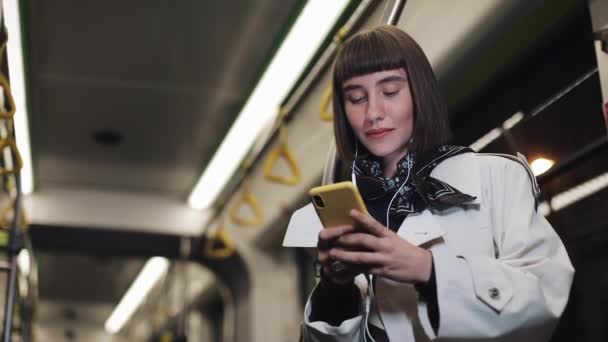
[
  {"x1": 330, "y1": 209, "x2": 433, "y2": 284},
  {"x1": 317, "y1": 224, "x2": 360, "y2": 285}
]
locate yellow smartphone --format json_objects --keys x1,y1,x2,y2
[{"x1": 309, "y1": 181, "x2": 368, "y2": 228}]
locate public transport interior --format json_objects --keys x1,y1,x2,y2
[{"x1": 0, "y1": 0, "x2": 606, "y2": 341}]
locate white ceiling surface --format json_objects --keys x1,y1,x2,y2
[
  {"x1": 398, "y1": 0, "x2": 530, "y2": 75},
  {"x1": 24, "y1": 0, "x2": 297, "y2": 234},
  {"x1": 590, "y1": 0, "x2": 608, "y2": 31},
  {"x1": 24, "y1": 187, "x2": 212, "y2": 235}
]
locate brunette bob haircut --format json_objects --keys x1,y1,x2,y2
[{"x1": 332, "y1": 25, "x2": 452, "y2": 161}]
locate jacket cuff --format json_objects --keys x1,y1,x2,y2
[
  {"x1": 308, "y1": 269, "x2": 361, "y2": 325},
  {"x1": 415, "y1": 255, "x2": 440, "y2": 334}
]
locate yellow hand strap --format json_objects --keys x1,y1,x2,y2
[
  {"x1": 160, "y1": 331, "x2": 173, "y2": 342},
  {"x1": 263, "y1": 124, "x2": 301, "y2": 185},
  {"x1": 0, "y1": 230, "x2": 7, "y2": 247},
  {"x1": 0, "y1": 138, "x2": 22, "y2": 176},
  {"x1": 0, "y1": 73, "x2": 16, "y2": 120},
  {"x1": 318, "y1": 26, "x2": 349, "y2": 123},
  {"x1": 204, "y1": 223, "x2": 235, "y2": 259},
  {"x1": 229, "y1": 184, "x2": 263, "y2": 227},
  {"x1": 0, "y1": 198, "x2": 28, "y2": 230},
  {"x1": 319, "y1": 85, "x2": 333, "y2": 122}
]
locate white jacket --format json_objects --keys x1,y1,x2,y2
[{"x1": 283, "y1": 152, "x2": 574, "y2": 342}]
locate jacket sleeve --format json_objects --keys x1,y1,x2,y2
[{"x1": 417, "y1": 159, "x2": 574, "y2": 341}]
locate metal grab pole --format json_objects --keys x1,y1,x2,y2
[
  {"x1": 176, "y1": 237, "x2": 191, "y2": 342},
  {"x1": 2, "y1": 173, "x2": 23, "y2": 342},
  {"x1": 385, "y1": 0, "x2": 406, "y2": 26},
  {"x1": 2, "y1": 253, "x2": 17, "y2": 342}
]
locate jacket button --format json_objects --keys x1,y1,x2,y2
[{"x1": 489, "y1": 287, "x2": 500, "y2": 300}]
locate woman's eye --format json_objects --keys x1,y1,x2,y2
[
  {"x1": 348, "y1": 96, "x2": 365, "y2": 104},
  {"x1": 384, "y1": 90, "x2": 399, "y2": 97}
]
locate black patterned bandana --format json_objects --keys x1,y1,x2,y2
[{"x1": 354, "y1": 145, "x2": 477, "y2": 223}]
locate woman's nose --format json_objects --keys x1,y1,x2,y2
[{"x1": 365, "y1": 94, "x2": 384, "y2": 122}]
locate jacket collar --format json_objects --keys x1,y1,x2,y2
[
  {"x1": 428, "y1": 152, "x2": 482, "y2": 205},
  {"x1": 397, "y1": 152, "x2": 482, "y2": 246}
]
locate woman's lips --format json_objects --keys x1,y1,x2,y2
[{"x1": 365, "y1": 128, "x2": 394, "y2": 139}]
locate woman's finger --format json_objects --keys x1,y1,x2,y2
[
  {"x1": 350, "y1": 209, "x2": 388, "y2": 237},
  {"x1": 335, "y1": 232, "x2": 383, "y2": 251},
  {"x1": 330, "y1": 248, "x2": 386, "y2": 266},
  {"x1": 318, "y1": 225, "x2": 356, "y2": 242}
]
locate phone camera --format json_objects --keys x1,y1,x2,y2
[{"x1": 312, "y1": 195, "x2": 325, "y2": 208}]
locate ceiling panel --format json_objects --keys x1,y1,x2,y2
[{"x1": 26, "y1": 0, "x2": 300, "y2": 196}]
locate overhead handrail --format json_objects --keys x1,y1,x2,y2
[
  {"x1": 263, "y1": 109, "x2": 302, "y2": 185},
  {"x1": 229, "y1": 181, "x2": 263, "y2": 227},
  {"x1": 204, "y1": 221, "x2": 235, "y2": 259}
]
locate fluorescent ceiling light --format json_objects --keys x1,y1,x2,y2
[
  {"x1": 469, "y1": 128, "x2": 502, "y2": 152},
  {"x1": 17, "y1": 248, "x2": 29, "y2": 276},
  {"x1": 530, "y1": 157, "x2": 554, "y2": 176},
  {"x1": 470, "y1": 111, "x2": 524, "y2": 152},
  {"x1": 188, "y1": 0, "x2": 350, "y2": 210},
  {"x1": 550, "y1": 172, "x2": 608, "y2": 212},
  {"x1": 105, "y1": 257, "x2": 169, "y2": 334},
  {"x1": 502, "y1": 111, "x2": 524, "y2": 130},
  {"x1": 3, "y1": 0, "x2": 34, "y2": 194}
]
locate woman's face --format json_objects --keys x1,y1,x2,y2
[{"x1": 343, "y1": 68, "x2": 414, "y2": 165}]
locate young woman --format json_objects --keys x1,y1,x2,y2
[{"x1": 290, "y1": 25, "x2": 574, "y2": 342}]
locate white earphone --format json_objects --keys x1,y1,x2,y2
[{"x1": 351, "y1": 141, "x2": 359, "y2": 186}]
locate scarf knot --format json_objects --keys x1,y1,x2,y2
[{"x1": 354, "y1": 145, "x2": 476, "y2": 224}]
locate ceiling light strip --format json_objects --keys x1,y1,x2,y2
[
  {"x1": 188, "y1": 0, "x2": 350, "y2": 210},
  {"x1": 105, "y1": 257, "x2": 170, "y2": 334},
  {"x1": 469, "y1": 127, "x2": 502, "y2": 152},
  {"x1": 469, "y1": 111, "x2": 525, "y2": 152},
  {"x1": 550, "y1": 172, "x2": 608, "y2": 212},
  {"x1": 501, "y1": 111, "x2": 523, "y2": 130},
  {"x1": 3, "y1": 0, "x2": 34, "y2": 194}
]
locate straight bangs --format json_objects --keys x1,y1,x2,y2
[{"x1": 333, "y1": 31, "x2": 405, "y2": 86}]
